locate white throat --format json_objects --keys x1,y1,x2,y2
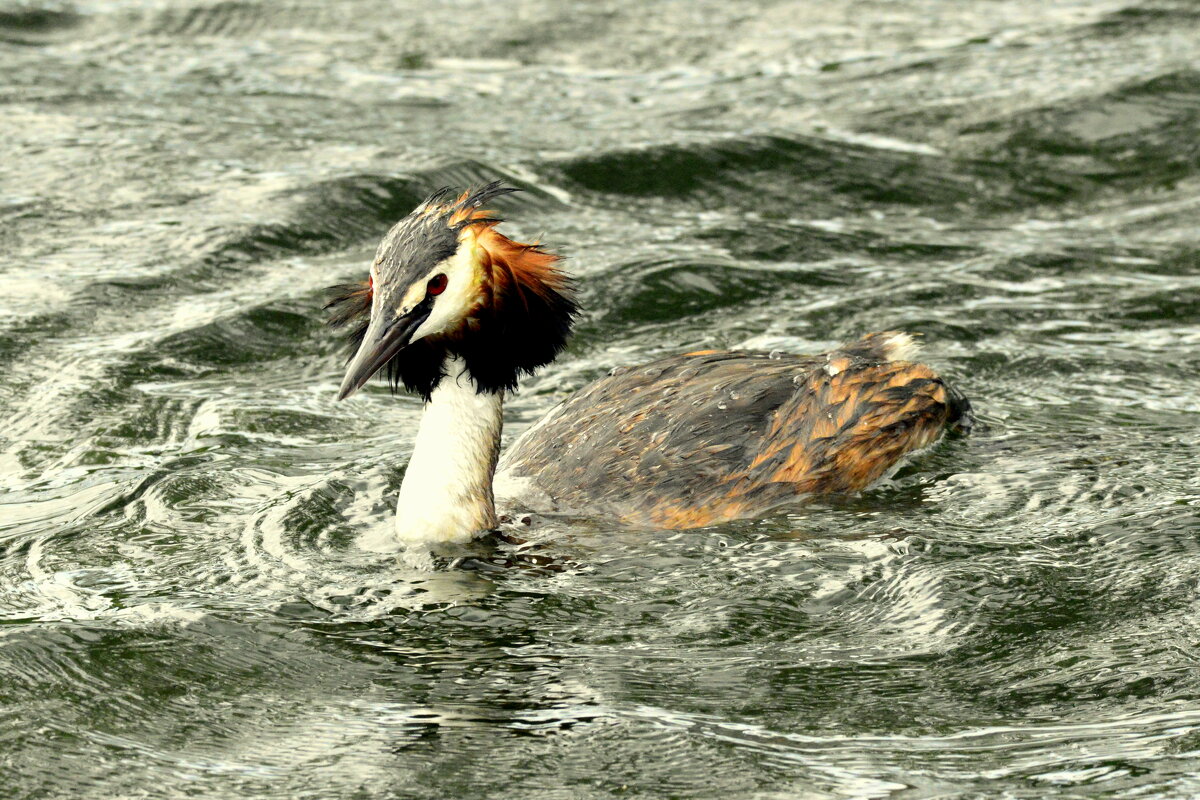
[{"x1": 394, "y1": 355, "x2": 502, "y2": 544}]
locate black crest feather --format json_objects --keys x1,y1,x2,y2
[
  {"x1": 324, "y1": 281, "x2": 372, "y2": 353},
  {"x1": 454, "y1": 258, "x2": 578, "y2": 394}
]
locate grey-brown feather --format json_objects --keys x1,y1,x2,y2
[{"x1": 499, "y1": 332, "x2": 971, "y2": 528}]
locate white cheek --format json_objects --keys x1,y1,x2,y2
[{"x1": 409, "y1": 247, "x2": 478, "y2": 341}]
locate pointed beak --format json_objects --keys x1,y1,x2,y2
[{"x1": 337, "y1": 307, "x2": 431, "y2": 400}]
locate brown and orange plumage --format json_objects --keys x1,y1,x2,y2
[{"x1": 498, "y1": 332, "x2": 972, "y2": 528}]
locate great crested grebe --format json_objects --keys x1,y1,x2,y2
[{"x1": 328, "y1": 182, "x2": 972, "y2": 544}]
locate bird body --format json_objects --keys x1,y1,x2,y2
[
  {"x1": 498, "y1": 333, "x2": 970, "y2": 529},
  {"x1": 328, "y1": 183, "x2": 971, "y2": 545}
]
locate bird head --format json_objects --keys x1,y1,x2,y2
[{"x1": 327, "y1": 181, "x2": 577, "y2": 401}]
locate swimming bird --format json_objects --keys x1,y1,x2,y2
[{"x1": 328, "y1": 182, "x2": 972, "y2": 544}]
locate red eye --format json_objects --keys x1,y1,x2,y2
[{"x1": 427, "y1": 274, "x2": 448, "y2": 296}]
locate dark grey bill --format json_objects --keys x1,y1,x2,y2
[{"x1": 336, "y1": 307, "x2": 431, "y2": 400}]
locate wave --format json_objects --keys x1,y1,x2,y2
[
  {"x1": 197, "y1": 162, "x2": 561, "y2": 272},
  {"x1": 976, "y1": 70, "x2": 1200, "y2": 191},
  {"x1": 551, "y1": 131, "x2": 1083, "y2": 213},
  {"x1": 0, "y1": 5, "x2": 80, "y2": 45}
]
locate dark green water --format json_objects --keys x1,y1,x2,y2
[{"x1": 2, "y1": 1, "x2": 1200, "y2": 797}]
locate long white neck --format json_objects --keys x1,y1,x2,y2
[{"x1": 394, "y1": 355, "x2": 502, "y2": 544}]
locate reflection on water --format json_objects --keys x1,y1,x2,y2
[{"x1": 2, "y1": 0, "x2": 1200, "y2": 797}]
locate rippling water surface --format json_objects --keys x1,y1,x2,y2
[{"x1": 2, "y1": 1, "x2": 1200, "y2": 797}]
